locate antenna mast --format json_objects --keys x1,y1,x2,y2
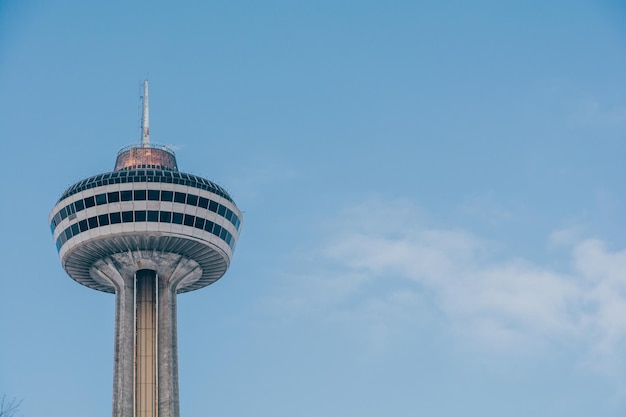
[{"x1": 141, "y1": 80, "x2": 150, "y2": 147}]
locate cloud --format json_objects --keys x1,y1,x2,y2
[
  {"x1": 576, "y1": 98, "x2": 626, "y2": 126},
  {"x1": 275, "y1": 199, "x2": 626, "y2": 373}
]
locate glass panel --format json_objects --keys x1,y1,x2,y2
[
  {"x1": 122, "y1": 211, "x2": 134, "y2": 222},
  {"x1": 174, "y1": 192, "x2": 186, "y2": 203},
  {"x1": 198, "y1": 197, "x2": 209, "y2": 209},
  {"x1": 220, "y1": 228, "x2": 228, "y2": 240},
  {"x1": 161, "y1": 190, "x2": 173, "y2": 201},
  {"x1": 96, "y1": 194, "x2": 107, "y2": 205},
  {"x1": 84, "y1": 196, "x2": 95, "y2": 208},
  {"x1": 159, "y1": 211, "x2": 172, "y2": 223},
  {"x1": 213, "y1": 224, "x2": 222, "y2": 237},
  {"x1": 135, "y1": 210, "x2": 147, "y2": 221},
  {"x1": 218, "y1": 205, "x2": 226, "y2": 216},
  {"x1": 107, "y1": 191, "x2": 120, "y2": 203},
  {"x1": 110, "y1": 212, "x2": 122, "y2": 224},
  {"x1": 88, "y1": 216, "x2": 98, "y2": 229},
  {"x1": 172, "y1": 212, "x2": 183, "y2": 224},
  {"x1": 98, "y1": 214, "x2": 110, "y2": 226},
  {"x1": 147, "y1": 210, "x2": 159, "y2": 222},
  {"x1": 204, "y1": 220, "x2": 214, "y2": 233},
  {"x1": 208, "y1": 201, "x2": 218, "y2": 212},
  {"x1": 71, "y1": 223, "x2": 79, "y2": 236},
  {"x1": 134, "y1": 190, "x2": 146, "y2": 200},
  {"x1": 60, "y1": 207, "x2": 68, "y2": 220},
  {"x1": 148, "y1": 190, "x2": 160, "y2": 201},
  {"x1": 183, "y1": 214, "x2": 195, "y2": 226},
  {"x1": 121, "y1": 190, "x2": 132, "y2": 201},
  {"x1": 74, "y1": 199, "x2": 85, "y2": 212},
  {"x1": 187, "y1": 194, "x2": 198, "y2": 206},
  {"x1": 194, "y1": 217, "x2": 205, "y2": 229},
  {"x1": 79, "y1": 219, "x2": 88, "y2": 232}
]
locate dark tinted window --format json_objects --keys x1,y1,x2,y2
[
  {"x1": 161, "y1": 190, "x2": 173, "y2": 201},
  {"x1": 96, "y1": 194, "x2": 107, "y2": 205},
  {"x1": 147, "y1": 210, "x2": 159, "y2": 222},
  {"x1": 208, "y1": 201, "x2": 218, "y2": 212},
  {"x1": 172, "y1": 212, "x2": 183, "y2": 224},
  {"x1": 88, "y1": 216, "x2": 98, "y2": 229},
  {"x1": 107, "y1": 192, "x2": 120, "y2": 203},
  {"x1": 74, "y1": 200, "x2": 85, "y2": 211},
  {"x1": 121, "y1": 190, "x2": 132, "y2": 201},
  {"x1": 204, "y1": 220, "x2": 214, "y2": 233},
  {"x1": 110, "y1": 212, "x2": 122, "y2": 224},
  {"x1": 183, "y1": 214, "x2": 195, "y2": 226},
  {"x1": 98, "y1": 214, "x2": 109, "y2": 226},
  {"x1": 218, "y1": 205, "x2": 226, "y2": 216},
  {"x1": 84, "y1": 196, "x2": 95, "y2": 208},
  {"x1": 159, "y1": 211, "x2": 172, "y2": 223},
  {"x1": 135, "y1": 210, "x2": 147, "y2": 221},
  {"x1": 198, "y1": 197, "x2": 209, "y2": 209},
  {"x1": 71, "y1": 223, "x2": 79, "y2": 236},
  {"x1": 79, "y1": 219, "x2": 88, "y2": 232},
  {"x1": 194, "y1": 217, "x2": 205, "y2": 229},
  {"x1": 187, "y1": 194, "x2": 198, "y2": 206},
  {"x1": 122, "y1": 211, "x2": 134, "y2": 222},
  {"x1": 134, "y1": 190, "x2": 146, "y2": 200},
  {"x1": 213, "y1": 224, "x2": 222, "y2": 236},
  {"x1": 174, "y1": 192, "x2": 186, "y2": 203},
  {"x1": 148, "y1": 190, "x2": 160, "y2": 201}
]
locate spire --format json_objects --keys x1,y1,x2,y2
[{"x1": 141, "y1": 80, "x2": 150, "y2": 147}]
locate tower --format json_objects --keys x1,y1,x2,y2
[{"x1": 49, "y1": 81, "x2": 242, "y2": 417}]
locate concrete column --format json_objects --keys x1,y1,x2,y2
[
  {"x1": 158, "y1": 278, "x2": 180, "y2": 417},
  {"x1": 112, "y1": 278, "x2": 135, "y2": 417},
  {"x1": 111, "y1": 269, "x2": 180, "y2": 417}
]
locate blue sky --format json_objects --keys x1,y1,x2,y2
[{"x1": 2, "y1": 1, "x2": 626, "y2": 416}]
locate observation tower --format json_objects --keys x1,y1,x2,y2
[{"x1": 49, "y1": 81, "x2": 242, "y2": 417}]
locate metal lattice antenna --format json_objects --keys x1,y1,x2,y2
[{"x1": 141, "y1": 80, "x2": 150, "y2": 147}]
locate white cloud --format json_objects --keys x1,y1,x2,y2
[{"x1": 276, "y1": 199, "x2": 626, "y2": 373}]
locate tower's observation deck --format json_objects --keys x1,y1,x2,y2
[
  {"x1": 49, "y1": 81, "x2": 242, "y2": 417},
  {"x1": 49, "y1": 160, "x2": 241, "y2": 294}
]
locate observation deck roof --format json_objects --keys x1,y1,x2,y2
[{"x1": 57, "y1": 168, "x2": 235, "y2": 204}]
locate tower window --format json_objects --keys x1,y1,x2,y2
[
  {"x1": 110, "y1": 212, "x2": 122, "y2": 224},
  {"x1": 107, "y1": 192, "x2": 120, "y2": 203},
  {"x1": 148, "y1": 190, "x2": 160, "y2": 201},
  {"x1": 121, "y1": 191, "x2": 132, "y2": 201},
  {"x1": 122, "y1": 211, "x2": 134, "y2": 222},
  {"x1": 96, "y1": 194, "x2": 107, "y2": 205},
  {"x1": 161, "y1": 191, "x2": 173, "y2": 201},
  {"x1": 134, "y1": 190, "x2": 147, "y2": 201},
  {"x1": 174, "y1": 192, "x2": 186, "y2": 203}
]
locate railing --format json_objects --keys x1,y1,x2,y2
[{"x1": 117, "y1": 143, "x2": 176, "y2": 156}]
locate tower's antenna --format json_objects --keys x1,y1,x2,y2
[{"x1": 141, "y1": 80, "x2": 150, "y2": 147}]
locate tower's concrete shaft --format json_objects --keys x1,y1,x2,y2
[{"x1": 112, "y1": 269, "x2": 179, "y2": 417}]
